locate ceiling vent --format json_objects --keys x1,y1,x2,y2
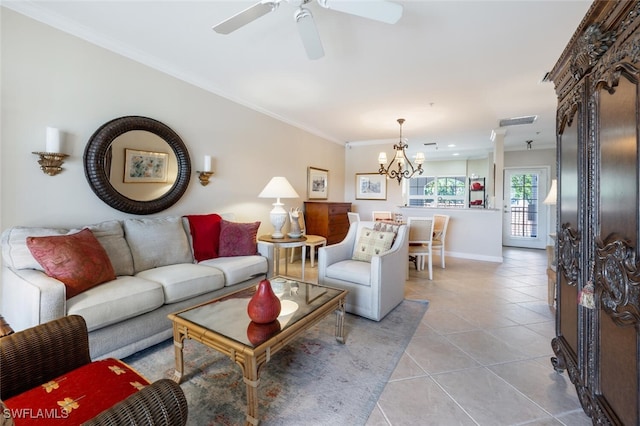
[{"x1": 499, "y1": 115, "x2": 537, "y2": 127}]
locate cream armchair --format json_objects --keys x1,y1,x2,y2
[{"x1": 318, "y1": 221, "x2": 408, "y2": 321}]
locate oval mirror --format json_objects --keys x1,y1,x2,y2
[{"x1": 84, "y1": 116, "x2": 191, "y2": 214}]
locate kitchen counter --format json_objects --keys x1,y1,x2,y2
[{"x1": 399, "y1": 206, "x2": 503, "y2": 262}]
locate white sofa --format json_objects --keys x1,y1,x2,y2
[
  {"x1": 1, "y1": 215, "x2": 273, "y2": 360},
  {"x1": 318, "y1": 221, "x2": 408, "y2": 321}
]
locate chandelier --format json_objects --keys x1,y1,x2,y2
[{"x1": 378, "y1": 118, "x2": 425, "y2": 184}]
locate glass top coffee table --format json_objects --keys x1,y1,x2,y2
[{"x1": 168, "y1": 277, "x2": 347, "y2": 426}]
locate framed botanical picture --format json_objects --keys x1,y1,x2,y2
[
  {"x1": 356, "y1": 173, "x2": 387, "y2": 200},
  {"x1": 124, "y1": 149, "x2": 169, "y2": 183},
  {"x1": 307, "y1": 167, "x2": 328, "y2": 199}
]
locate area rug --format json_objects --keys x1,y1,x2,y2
[{"x1": 124, "y1": 299, "x2": 429, "y2": 426}]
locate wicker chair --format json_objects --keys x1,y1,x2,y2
[{"x1": 0, "y1": 315, "x2": 188, "y2": 426}]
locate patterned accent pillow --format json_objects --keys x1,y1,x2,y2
[
  {"x1": 75, "y1": 220, "x2": 134, "y2": 276},
  {"x1": 218, "y1": 220, "x2": 260, "y2": 257},
  {"x1": 26, "y1": 228, "x2": 116, "y2": 299},
  {"x1": 373, "y1": 221, "x2": 400, "y2": 244},
  {"x1": 352, "y1": 228, "x2": 396, "y2": 262}
]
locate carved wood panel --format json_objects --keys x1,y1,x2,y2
[{"x1": 550, "y1": 2, "x2": 640, "y2": 424}]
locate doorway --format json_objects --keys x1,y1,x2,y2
[{"x1": 502, "y1": 168, "x2": 549, "y2": 249}]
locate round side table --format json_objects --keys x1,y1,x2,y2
[{"x1": 258, "y1": 235, "x2": 307, "y2": 280}]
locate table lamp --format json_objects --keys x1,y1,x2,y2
[
  {"x1": 543, "y1": 179, "x2": 557, "y2": 205},
  {"x1": 258, "y1": 177, "x2": 299, "y2": 238}
]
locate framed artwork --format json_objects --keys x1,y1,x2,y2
[
  {"x1": 124, "y1": 149, "x2": 169, "y2": 183},
  {"x1": 356, "y1": 173, "x2": 387, "y2": 200},
  {"x1": 307, "y1": 167, "x2": 328, "y2": 199}
]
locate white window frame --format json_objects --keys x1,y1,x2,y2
[{"x1": 405, "y1": 175, "x2": 466, "y2": 208}]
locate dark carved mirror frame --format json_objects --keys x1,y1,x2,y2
[{"x1": 84, "y1": 116, "x2": 191, "y2": 215}]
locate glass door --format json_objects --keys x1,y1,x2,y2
[{"x1": 502, "y1": 168, "x2": 549, "y2": 249}]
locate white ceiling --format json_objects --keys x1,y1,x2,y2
[{"x1": 4, "y1": 0, "x2": 592, "y2": 160}]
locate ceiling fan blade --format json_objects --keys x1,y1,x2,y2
[
  {"x1": 295, "y1": 8, "x2": 325, "y2": 60},
  {"x1": 317, "y1": 0, "x2": 403, "y2": 24},
  {"x1": 213, "y1": 1, "x2": 280, "y2": 34}
]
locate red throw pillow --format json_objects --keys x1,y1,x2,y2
[
  {"x1": 26, "y1": 228, "x2": 116, "y2": 299},
  {"x1": 185, "y1": 213, "x2": 223, "y2": 262},
  {"x1": 218, "y1": 220, "x2": 260, "y2": 257}
]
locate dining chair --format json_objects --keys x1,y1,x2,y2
[
  {"x1": 431, "y1": 214, "x2": 450, "y2": 268},
  {"x1": 289, "y1": 211, "x2": 327, "y2": 267},
  {"x1": 371, "y1": 211, "x2": 393, "y2": 221},
  {"x1": 407, "y1": 216, "x2": 435, "y2": 280},
  {"x1": 347, "y1": 212, "x2": 360, "y2": 224}
]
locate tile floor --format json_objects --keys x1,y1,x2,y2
[{"x1": 288, "y1": 246, "x2": 592, "y2": 425}]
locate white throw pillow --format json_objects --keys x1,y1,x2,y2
[
  {"x1": 123, "y1": 217, "x2": 193, "y2": 272},
  {"x1": 352, "y1": 228, "x2": 395, "y2": 262},
  {"x1": 2, "y1": 226, "x2": 69, "y2": 271}
]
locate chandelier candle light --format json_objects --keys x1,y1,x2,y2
[
  {"x1": 378, "y1": 118, "x2": 425, "y2": 184},
  {"x1": 258, "y1": 176, "x2": 300, "y2": 238}
]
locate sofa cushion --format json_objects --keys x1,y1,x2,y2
[
  {"x1": 185, "y1": 213, "x2": 223, "y2": 262},
  {"x1": 218, "y1": 220, "x2": 260, "y2": 257},
  {"x1": 79, "y1": 220, "x2": 134, "y2": 276},
  {"x1": 123, "y1": 217, "x2": 193, "y2": 272},
  {"x1": 1, "y1": 226, "x2": 69, "y2": 270},
  {"x1": 136, "y1": 263, "x2": 225, "y2": 303},
  {"x1": 200, "y1": 255, "x2": 268, "y2": 286},
  {"x1": 67, "y1": 276, "x2": 164, "y2": 332},
  {"x1": 325, "y1": 259, "x2": 371, "y2": 286},
  {"x1": 352, "y1": 228, "x2": 395, "y2": 262},
  {"x1": 26, "y1": 229, "x2": 117, "y2": 299},
  {"x1": 3, "y1": 358, "x2": 150, "y2": 426}
]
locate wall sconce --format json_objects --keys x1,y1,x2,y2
[
  {"x1": 32, "y1": 127, "x2": 68, "y2": 176},
  {"x1": 196, "y1": 155, "x2": 214, "y2": 186}
]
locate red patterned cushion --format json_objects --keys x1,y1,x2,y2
[
  {"x1": 185, "y1": 213, "x2": 223, "y2": 262},
  {"x1": 4, "y1": 359, "x2": 149, "y2": 425},
  {"x1": 26, "y1": 229, "x2": 116, "y2": 299},
  {"x1": 218, "y1": 220, "x2": 260, "y2": 257}
]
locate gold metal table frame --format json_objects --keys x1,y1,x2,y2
[{"x1": 168, "y1": 279, "x2": 347, "y2": 425}]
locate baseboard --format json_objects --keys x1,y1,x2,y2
[{"x1": 445, "y1": 251, "x2": 503, "y2": 263}]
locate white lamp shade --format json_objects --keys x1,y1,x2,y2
[
  {"x1": 543, "y1": 179, "x2": 557, "y2": 205},
  {"x1": 378, "y1": 152, "x2": 388, "y2": 164},
  {"x1": 258, "y1": 177, "x2": 299, "y2": 199}
]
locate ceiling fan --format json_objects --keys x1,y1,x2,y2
[{"x1": 213, "y1": 0, "x2": 403, "y2": 60}]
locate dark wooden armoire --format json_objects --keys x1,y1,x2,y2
[{"x1": 549, "y1": 1, "x2": 640, "y2": 423}]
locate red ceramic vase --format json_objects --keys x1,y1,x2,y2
[{"x1": 247, "y1": 279, "x2": 281, "y2": 324}]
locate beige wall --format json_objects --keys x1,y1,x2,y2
[
  {"x1": 504, "y1": 148, "x2": 556, "y2": 177},
  {"x1": 0, "y1": 9, "x2": 345, "y2": 234},
  {"x1": 0, "y1": 9, "x2": 558, "y2": 257}
]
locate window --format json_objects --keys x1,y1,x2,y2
[{"x1": 407, "y1": 176, "x2": 466, "y2": 207}]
